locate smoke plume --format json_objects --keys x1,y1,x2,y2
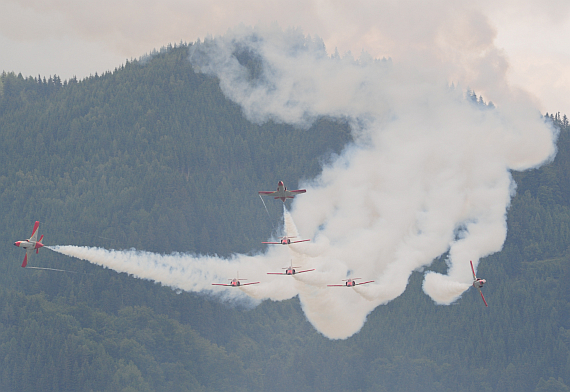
[{"x1": 51, "y1": 24, "x2": 557, "y2": 339}]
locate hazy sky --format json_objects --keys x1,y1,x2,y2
[{"x1": 1, "y1": 0, "x2": 569, "y2": 115}]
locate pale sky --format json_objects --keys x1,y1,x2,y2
[{"x1": 1, "y1": 0, "x2": 570, "y2": 116}]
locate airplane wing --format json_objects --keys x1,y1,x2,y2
[
  {"x1": 30, "y1": 221, "x2": 40, "y2": 242},
  {"x1": 282, "y1": 189, "x2": 306, "y2": 199},
  {"x1": 327, "y1": 284, "x2": 345, "y2": 287},
  {"x1": 241, "y1": 282, "x2": 260, "y2": 286},
  {"x1": 289, "y1": 239, "x2": 310, "y2": 244},
  {"x1": 470, "y1": 260, "x2": 477, "y2": 280},
  {"x1": 295, "y1": 269, "x2": 315, "y2": 274},
  {"x1": 211, "y1": 283, "x2": 231, "y2": 286},
  {"x1": 477, "y1": 287, "x2": 488, "y2": 307},
  {"x1": 355, "y1": 280, "x2": 374, "y2": 286},
  {"x1": 267, "y1": 272, "x2": 285, "y2": 275},
  {"x1": 262, "y1": 240, "x2": 310, "y2": 245},
  {"x1": 22, "y1": 249, "x2": 33, "y2": 268}
]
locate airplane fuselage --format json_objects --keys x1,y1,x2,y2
[
  {"x1": 14, "y1": 240, "x2": 43, "y2": 252},
  {"x1": 473, "y1": 278, "x2": 486, "y2": 289},
  {"x1": 268, "y1": 265, "x2": 313, "y2": 275},
  {"x1": 258, "y1": 181, "x2": 306, "y2": 202},
  {"x1": 273, "y1": 183, "x2": 295, "y2": 202}
]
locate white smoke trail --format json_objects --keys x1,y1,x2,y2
[
  {"x1": 52, "y1": 23, "x2": 557, "y2": 339},
  {"x1": 187, "y1": 26, "x2": 557, "y2": 337},
  {"x1": 47, "y1": 243, "x2": 300, "y2": 304}
]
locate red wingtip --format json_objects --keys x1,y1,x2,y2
[
  {"x1": 21, "y1": 254, "x2": 28, "y2": 268},
  {"x1": 470, "y1": 260, "x2": 477, "y2": 280}
]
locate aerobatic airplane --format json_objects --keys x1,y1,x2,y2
[
  {"x1": 470, "y1": 260, "x2": 488, "y2": 307},
  {"x1": 267, "y1": 260, "x2": 315, "y2": 276},
  {"x1": 211, "y1": 273, "x2": 260, "y2": 287},
  {"x1": 327, "y1": 278, "x2": 374, "y2": 287},
  {"x1": 258, "y1": 181, "x2": 306, "y2": 202},
  {"x1": 262, "y1": 236, "x2": 310, "y2": 245},
  {"x1": 14, "y1": 221, "x2": 44, "y2": 268}
]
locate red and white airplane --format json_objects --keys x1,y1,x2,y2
[
  {"x1": 327, "y1": 278, "x2": 374, "y2": 287},
  {"x1": 211, "y1": 273, "x2": 260, "y2": 287},
  {"x1": 267, "y1": 260, "x2": 315, "y2": 276},
  {"x1": 14, "y1": 221, "x2": 44, "y2": 268},
  {"x1": 258, "y1": 181, "x2": 306, "y2": 202},
  {"x1": 470, "y1": 260, "x2": 488, "y2": 307},
  {"x1": 262, "y1": 236, "x2": 310, "y2": 245}
]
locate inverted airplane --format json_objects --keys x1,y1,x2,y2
[
  {"x1": 258, "y1": 181, "x2": 306, "y2": 202},
  {"x1": 470, "y1": 260, "x2": 488, "y2": 307},
  {"x1": 267, "y1": 260, "x2": 315, "y2": 276},
  {"x1": 327, "y1": 278, "x2": 374, "y2": 287},
  {"x1": 211, "y1": 273, "x2": 260, "y2": 287},
  {"x1": 14, "y1": 221, "x2": 44, "y2": 268},
  {"x1": 262, "y1": 236, "x2": 310, "y2": 245}
]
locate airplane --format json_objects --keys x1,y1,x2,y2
[
  {"x1": 258, "y1": 181, "x2": 306, "y2": 202},
  {"x1": 327, "y1": 278, "x2": 374, "y2": 287},
  {"x1": 14, "y1": 221, "x2": 44, "y2": 268},
  {"x1": 211, "y1": 273, "x2": 260, "y2": 287},
  {"x1": 267, "y1": 260, "x2": 315, "y2": 276},
  {"x1": 470, "y1": 260, "x2": 488, "y2": 307},
  {"x1": 262, "y1": 236, "x2": 310, "y2": 245}
]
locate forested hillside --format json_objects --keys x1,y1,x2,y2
[{"x1": 1, "y1": 44, "x2": 569, "y2": 391}]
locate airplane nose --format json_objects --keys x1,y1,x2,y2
[
  {"x1": 13, "y1": 241, "x2": 19, "y2": 247},
  {"x1": 278, "y1": 181, "x2": 283, "y2": 185}
]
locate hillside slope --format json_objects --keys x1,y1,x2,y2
[{"x1": 1, "y1": 46, "x2": 569, "y2": 391}]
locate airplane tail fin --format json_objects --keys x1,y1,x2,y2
[{"x1": 36, "y1": 235, "x2": 44, "y2": 253}]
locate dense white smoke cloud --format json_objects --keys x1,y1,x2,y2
[{"x1": 51, "y1": 24, "x2": 557, "y2": 339}]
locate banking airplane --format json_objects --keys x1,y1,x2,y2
[
  {"x1": 267, "y1": 260, "x2": 315, "y2": 276},
  {"x1": 470, "y1": 260, "x2": 488, "y2": 307},
  {"x1": 262, "y1": 236, "x2": 310, "y2": 245},
  {"x1": 14, "y1": 221, "x2": 44, "y2": 268},
  {"x1": 258, "y1": 181, "x2": 306, "y2": 202},
  {"x1": 211, "y1": 273, "x2": 260, "y2": 287},
  {"x1": 327, "y1": 278, "x2": 374, "y2": 287}
]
